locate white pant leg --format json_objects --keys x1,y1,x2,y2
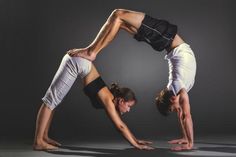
[{"x1": 42, "y1": 54, "x2": 80, "y2": 110}]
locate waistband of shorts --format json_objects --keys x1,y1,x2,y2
[{"x1": 165, "y1": 43, "x2": 192, "y2": 59}]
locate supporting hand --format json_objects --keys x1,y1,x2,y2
[
  {"x1": 168, "y1": 138, "x2": 188, "y2": 144},
  {"x1": 171, "y1": 144, "x2": 193, "y2": 151},
  {"x1": 137, "y1": 139, "x2": 153, "y2": 145},
  {"x1": 135, "y1": 144, "x2": 155, "y2": 150},
  {"x1": 133, "y1": 139, "x2": 154, "y2": 150}
]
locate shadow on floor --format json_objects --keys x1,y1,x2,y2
[
  {"x1": 198, "y1": 146, "x2": 236, "y2": 154},
  {"x1": 196, "y1": 141, "x2": 236, "y2": 154},
  {"x1": 196, "y1": 141, "x2": 236, "y2": 147},
  {"x1": 46, "y1": 145, "x2": 195, "y2": 157}
]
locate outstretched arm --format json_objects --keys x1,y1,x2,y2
[
  {"x1": 172, "y1": 90, "x2": 194, "y2": 151},
  {"x1": 68, "y1": 9, "x2": 144, "y2": 61},
  {"x1": 97, "y1": 87, "x2": 153, "y2": 150}
]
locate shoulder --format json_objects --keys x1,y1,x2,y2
[
  {"x1": 178, "y1": 89, "x2": 189, "y2": 103},
  {"x1": 97, "y1": 87, "x2": 114, "y2": 102}
]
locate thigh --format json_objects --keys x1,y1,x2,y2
[
  {"x1": 118, "y1": 9, "x2": 145, "y2": 30},
  {"x1": 43, "y1": 55, "x2": 78, "y2": 108},
  {"x1": 52, "y1": 55, "x2": 79, "y2": 94}
]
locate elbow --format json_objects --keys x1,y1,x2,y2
[
  {"x1": 112, "y1": 9, "x2": 125, "y2": 16},
  {"x1": 116, "y1": 123, "x2": 127, "y2": 132},
  {"x1": 110, "y1": 9, "x2": 127, "y2": 21}
]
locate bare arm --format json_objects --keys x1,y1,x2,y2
[
  {"x1": 168, "y1": 109, "x2": 188, "y2": 145},
  {"x1": 178, "y1": 108, "x2": 188, "y2": 140},
  {"x1": 172, "y1": 90, "x2": 194, "y2": 151},
  {"x1": 178, "y1": 110, "x2": 188, "y2": 140},
  {"x1": 97, "y1": 87, "x2": 153, "y2": 150}
]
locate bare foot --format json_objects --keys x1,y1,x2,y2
[
  {"x1": 168, "y1": 138, "x2": 188, "y2": 144},
  {"x1": 44, "y1": 137, "x2": 61, "y2": 146},
  {"x1": 33, "y1": 140, "x2": 58, "y2": 151},
  {"x1": 67, "y1": 48, "x2": 96, "y2": 61}
]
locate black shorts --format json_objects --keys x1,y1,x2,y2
[
  {"x1": 83, "y1": 76, "x2": 106, "y2": 109},
  {"x1": 134, "y1": 14, "x2": 177, "y2": 51}
]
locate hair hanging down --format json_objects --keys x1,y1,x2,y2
[
  {"x1": 155, "y1": 88, "x2": 173, "y2": 116},
  {"x1": 110, "y1": 83, "x2": 137, "y2": 103}
]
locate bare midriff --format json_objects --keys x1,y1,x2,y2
[
  {"x1": 167, "y1": 34, "x2": 185, "y2": 53},
  {"x1": 82, "y1": 64, "x2": 101, "y2": 86}
]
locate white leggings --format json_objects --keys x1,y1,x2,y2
[{"x1": 42, "y1": 54, "x2": 91, "y2": 110}]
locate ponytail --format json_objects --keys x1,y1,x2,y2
[
  {"x1": 110, "y1": 83, "x2": 137, "y2": 103},
  {"x1": 110, "y1": 83, "x2": 121, "y2": 98}
]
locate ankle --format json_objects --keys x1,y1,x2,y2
[
  {"x1": 86, "y1": 47, "x2": 91, "y2": 55},
  {"x1": 34, "y1": 138, "x2": 44, "y2": 145},
  {"x1": 43, "y1": 133, "x2": 49, "y2": 138}
]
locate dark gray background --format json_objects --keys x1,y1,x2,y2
[{"x1": 0, "y1": 0, "x2": 235, "y2": 141}]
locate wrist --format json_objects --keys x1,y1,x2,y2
[
  {"x1": 182, "y1": 137, "x2": 188, "y2": 140},
  {"x1": 133, "y1": 142, "x2": 141, "y2": 149},
  {"x1": 188, "y1": 143, "x2": 193, "y2": 148}
]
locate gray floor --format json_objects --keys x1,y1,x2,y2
[{"x1": 1, "y1": 136, "x2": 236, "y2": 157}]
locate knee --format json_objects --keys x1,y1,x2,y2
[{"x1": 110, "y1": 9, "x2": 127, "y2": 20}]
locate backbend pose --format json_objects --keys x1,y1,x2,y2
[
  {"x1": 68, "y1": 9, "x2": 196, "y2": 151},
  {"x1": 33, "y1": 54, "x2": 154, "y2": 150}
]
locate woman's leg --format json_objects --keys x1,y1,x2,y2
[
  {"x1": 33, "y1": 54, "x2": 81, "y2": 150},
  {"x1": 68, "y1": 9, "x2": 145, "y2": 61},
  {"x1": 43, "y1": 110, "x2": 61, "y2": 146},
  {"x1": 33, "y1": 104, "x2": 57, "y2": 150}
]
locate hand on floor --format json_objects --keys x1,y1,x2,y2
[
  {"x1": 168, "y1": 138, "x2": 188, "y2": 144},
  {"x1": 171, "y1": 144, "x2": 193, "y2": 151},
  {"x1": 137, "y1": 139, "x2": 153, "y2": 145}
]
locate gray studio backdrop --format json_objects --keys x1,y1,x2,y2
[{"x1": 1, "y1": 0, "x2": 235, "y2": 141}]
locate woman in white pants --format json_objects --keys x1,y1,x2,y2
[{"x1": 33, "y1": 54, "x2": 153, "y2": 151}]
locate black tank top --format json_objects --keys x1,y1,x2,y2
[
  {"x1": 83, "y1": 76, "x2": 106, "y2": 109},
  {"x1": 134, "y1": 14, "x2": 177, "y2": 51}
]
